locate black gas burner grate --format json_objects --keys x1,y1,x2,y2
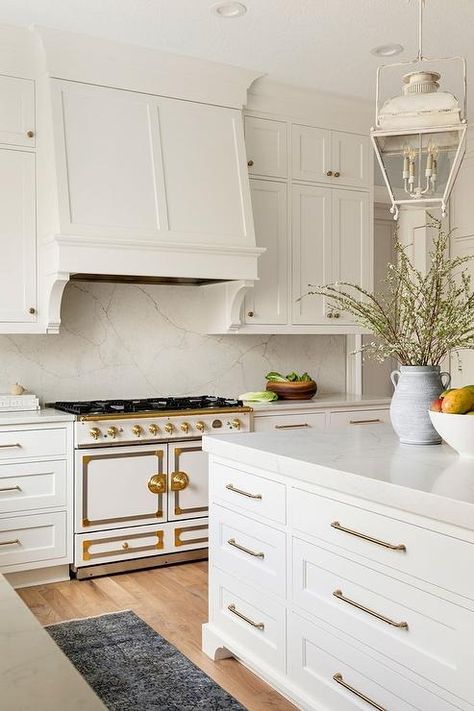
[{"x1": 51, "y1": 396, "x2": 244, "y2": 416}]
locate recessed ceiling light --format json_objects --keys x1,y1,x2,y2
[
  {"x1": 371, "y1": 43, "x2": 404, "y2": 57},
  {"x1": 211, "y1": 2, "x2": 247, "y2": 18}
]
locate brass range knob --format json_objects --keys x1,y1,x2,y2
[
  {"x1": 164, "y1": 422, "x2": 175, "y2": 435},
  {"x1": 170, "y1": 471, "x2": 189, "y2": 491},
  {"x1": 89, "y1": 427, "x2": 101, "y2": 440},
  {"x1": 147, "y1": 473, "x2": 167, "y2": 495},
  {"x1": 132, "y1": 424, "x2": 143, "y2": 437},
  {"x1": 148, "y1": 424, "x2": 160, "y2": 436},
  {"x1": 231, "y1": 418, "x2": 241, "y2": 430},
  {"x1": 107, "y1": 426, "x2": 119, "y2": 439},
  {"x1": 180, "y1": 422, "x2": 190, "y2": 433},
  {"x1": 195, "y1": 421, "x2": 206, "y2": 433}
]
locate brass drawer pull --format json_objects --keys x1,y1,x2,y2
[
  {"x1": 0, "y1": 485, "x2": 21, "y2": 492},
  {"x1": 0, "y1": 443, "x2": 21, "y2": 449},
  {"x1": 333, "y1": 589, "x2": 408, "y2": 629},
  {"x1": 333, "y1": 673, "x2": 387, "y2": 711},
  {"x1": 226, "y1": 483, "x2": 262, "y2": 500},
  {"x1": 228, "y1": 603, "x2": 264, "y2": 630},
  {"x1": 331, "y1": 521, "x2": 406, "y2": 552},
  {"x1": 275, "y1": 423, "x2": 310, "y2": 429},
  {"x1": 228, "y1": 538, "x2": 264, "y2": 559},
  {"x1": 349, "y1": 418, "x2": 382, "y2": 425},
  {"x1": 0, "y1": 538, "x2": 20, "y2": 546}
]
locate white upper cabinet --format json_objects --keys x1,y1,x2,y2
[
  {"x1": 292, "y1": 125, "x2": 332, "y2": 184},
  {"x1": 331, "y1": 132, "x2": 370, "y2": 188},
  {"x1": 244, "y1": 116, "x2": 288, "y2": 179},
  {"x1": 0, "y1": 75, "x2": 35, "y2": 148},
  {"x1": 0, "y1": 150, "x2": 36, "y2": 323},
  {"x1": 245, "y1": 180, "x2": 288, "y2": 325}
]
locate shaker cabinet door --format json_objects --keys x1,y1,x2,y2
[
  {"x1": 244, "y1": 116, "x2": 288, "y2": 178},
  {"x1": 292, "y1": 124, "x2": 332, "y2": 183},
  {"x1": 0, "y1": 75, "x2": 35, "y2": 147},
  {"x1": 331, "y1": 131, "x2": 370, "y2": 188},
  {"x1": 168, "y1": 443, "x2": 209, "y2": 521},
  {"x1": 245, "y1": 180, "x2": 288, "y2": 324},
  {"x1": 0, "y1": 149, "x2": 36, "y2": 323}
]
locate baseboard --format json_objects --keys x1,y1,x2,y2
[{"x1": 5, "y1": 564, "x2": 71, "y2": 589}]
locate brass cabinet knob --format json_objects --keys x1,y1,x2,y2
[
  {"x1": 132, "y1": 424, "x2": 143, "y2": 437},
  {"x1": 164, "y1": 422, "x2": 175, "y2": 434},
  {"x1": 247, "y1": 159, "x2": 254, "y2": 167},
  {"x1": 195, "y1": 421, "x2": 206, "y2": 433},
  {"x1": 326, "y1": 170, "x2": 333, "y2": 176},
  {"x1": 89, "y1": 427, "x2": 101, "y2": 440},
  {"x1": 180, "y1": 422, "x2": 189, "y2": 433},
  {"x1": 122, "y1": 541, "x2": 129, "y2": 550},
  {"x1": 107, "y1": 426, "x2": 119, "y2": 439},
  {"x1": 327, "y1": 312, "x2": 333, "y2": 319},
  {"x1": 333, "y1": 311, "x2": 341, "y2": 318},
  {"x1": 28, "y1": 307, "x2": 36, "y2": 315},
  {"x1": 170, "y1": 470, "x2": 189, "y2": 491},
  {"x1": 148, "y1": 424, "x2": 160, "y2": 436},
  {"x1": 334, "y1": 171, "x2": 340, "y2": 177},
  {"x1": 147, "y1": 473, "x2": 167, "y2": 494},
  {"x1": 26, "y1": 130, "x2": 34, "y2": 138},
  {"x1": 247, "y1": 311, "x2": 254, "y2": 318},
  {"x1": 231, "y1": 418, "x2": 241, "y2": 430}
]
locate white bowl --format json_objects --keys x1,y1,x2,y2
[{"x1": 429, "y1": 410, "x2": 474, "y2": 458}]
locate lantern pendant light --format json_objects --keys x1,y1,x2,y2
[{"x1": 371, "y1": 0, "x2": 468, "y2": 219}]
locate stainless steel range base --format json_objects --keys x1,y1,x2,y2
[{"x1": 71, "y1": 548, "x2": 208, "y2": 579}]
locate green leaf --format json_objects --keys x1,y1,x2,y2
[
  {"x1": 265, "y1": 372, "x2": 288, "y2": 382},
  {"x1": 286, "y1": 372, "x2": 299, "y2": 382},
  {"x1": 239, "y1": 391, "x2": 279, "y2": 402}
]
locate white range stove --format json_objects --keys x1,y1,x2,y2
[{"x1": 51, "y1": 396, "x2": 252, "y2": 578}]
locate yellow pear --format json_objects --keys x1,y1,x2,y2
[{"x1": 441, "y1": 388, "x2": 474, "y2": 414}]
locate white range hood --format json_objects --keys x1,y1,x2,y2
[{"x1": 34, "y1": 28, "x2": 263, "y2": 332}]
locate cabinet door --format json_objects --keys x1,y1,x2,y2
[
  {"x1": 52, "y1": 81, "x2": 166, "y2": 238},
  {"x1": 332, "y1": 189, "x2": 372, "y2": 324},
  {"x1": 245, "y1": 180, "x2": 288, "y2": 324},
  {"x1": 292, "y1": 185, "x2": 332, "y2": 324},
  {"x1": 0, "y1": 150, "x2": 36, "y2": 322},
  {"x1": 331, "y1": 131, "x2": 370, "y2": 188},
  {"x1": 0, "y1": 75, "x2": 35, "y2": 147},
  {"x1": 244, "y1": 116, "x2": 287, "y2": 178},
  {"x1": 168, "y1": 443, "x2": 209, "y2": 522},
  {"x1": 292, "y1": 125, "x2": 332, "y2": 183}
]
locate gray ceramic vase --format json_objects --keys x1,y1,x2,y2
[{"x1": 390, "y1": 365, "x2": 451, "y2": 445}]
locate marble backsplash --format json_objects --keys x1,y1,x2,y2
[{"x1": 0, "y1": 282, "x2": 347, "y2": 402}]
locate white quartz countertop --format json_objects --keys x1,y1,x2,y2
[
  {"x1": 0, "y1": 407, "x2": 75, "y2": 425},
  {"x1": 204, "y1": 425, "x2": 474, "y2": 531},
  {"x1": 0, "y1": 575, "x2": 105, "y2": 711},
  {"x1": 248, "y1": 394, "x2": 390, "y2": 413}
]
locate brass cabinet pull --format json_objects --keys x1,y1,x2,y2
[
  {"x1": 350, "y1": 418, "x2": 382, "y2": 425},
  {"x1": 333, "y1": 674, "x2": 387, "y2": 711},
  {"x1": 226, "y1": 483, "x2": 262, "y2": 500},
  {"x1": 333, "y1": 589, "x2": 408, "y2": 629},
  {"x1": 0, "y1": 485, "x2": 21, "y2": 492},
  {"x1": 334, "y1": 171, "x2": 341, "y2": 177},
  {"x1": 0, "y1": 443, "x2": 21, "y2": 449},
  {"x1": 0, "y1": 538, "x2": 20, "y2": 546},
  {"x1": 170, "y1": 471, "x2": 189, "y2": 491},
  {"x1": 326, "y1": 170, "x2": 333, "y2": 176},
  {"x1": 147, "y1": 473, "x2": 167, "y2": 495},
  {"x1": 275, "y1": 423, "x2": 310, "y2": 430},
  {"x1": 228, "y1": 537, "x2": 264, "y2": 559},
  {"x1": 331, "y1": 521, "x2": 406, "y2": 551},
  {"x1": 228, "y1": 603, "x2": 264, "y2": 630}
]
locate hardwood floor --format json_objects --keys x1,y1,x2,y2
[{"x1": 18, "y1": 561, "x2": 297, "y2": 711}]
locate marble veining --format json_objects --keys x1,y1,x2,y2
[{"x1": 0, "y1": 283, "x2": 346, "y2": 402}]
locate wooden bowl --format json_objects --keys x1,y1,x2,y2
[{"x1": 266, "y1": 380, "x2": 317, "y2": 400}]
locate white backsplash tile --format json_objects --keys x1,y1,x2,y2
[{"x1": 0, "y1": 283, "x2": 346, "y2": 402}]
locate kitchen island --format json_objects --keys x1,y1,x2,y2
[{"x1": 202, "y1": 425, "x2": 474, "y2": 711}]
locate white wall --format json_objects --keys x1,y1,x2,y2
[{"x1": 0, "y1": 282, "x2": 346, "y2": 403}]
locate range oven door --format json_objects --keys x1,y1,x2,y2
[
  {"x1": 168, "y1": 442, "x2": 209, "y2": 521},
  {"x1": 75, "y1": 444, "x2": 168, "y2": 533}
]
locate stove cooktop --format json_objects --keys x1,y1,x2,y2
[{"x1": 51, "y1": 396, "x2": 244, "y2": 416}]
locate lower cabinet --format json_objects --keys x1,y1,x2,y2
[{"x1": 252, "y1": 405, "x2": 390, "y2": 433}]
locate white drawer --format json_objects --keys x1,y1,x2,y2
[
  {"x1": 0, "y1": 461, "x2": 67, "y2": 514},
  {"x1": 253, "y1": 411, "x2": 326, "y2": 433},
  {"x1": 0, "y1": 512, "x2": 67, "y2": 569},
  {"x1": 328, "y1": 408, "x2": 390, "y2": 428},
  {"x1": 211, "y1": 461, "x2": 285, "y2": 525},
  {"x1": 0, "y1": 427, "x2": 67, "y2": 461},
  {"x1": 288, "y1": 611, "x2": 461, "y2": 711},
  {"x1": 290, "y1": 487, "x2": 474, "y2": 601},
  {"x1": 210, "y1": 505, "x2": 286, "y2": 597},
  {"x1": 209, "y1": 567, "x2": 285, "y2": 672},
  {"x1": 292, "y1": 537, "x2": 474, "y2": 703}
]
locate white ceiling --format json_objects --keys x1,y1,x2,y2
[{"x1": 0, "y1": 0, "x2": 473, "y2": 102}]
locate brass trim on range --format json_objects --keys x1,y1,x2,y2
[
  {"x1": 333, "y1": 589, "x2": 409, "y2": 629},
  {"x1": 172, "y1": 446, "x2": 208, "y2": 517},
  {"x1": 330, "y1": 521, "x2": 407, "y2": 552},
  {"x1": 78, "y1": 406, "x2": 252, "y2": 422},
  {"x1": 82, "y1": 449, "x2": 166, "y2": 528},
  {"x1": 174, "y1": 523, "x2": 208, "y2": 548},
  {"x1": 82, "y1": 529, "x2": 164, "y2": 561},
  {"x1": 332, "y1": 674, "x2": 387, "y2": 711}
]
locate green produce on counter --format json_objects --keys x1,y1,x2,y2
[
  {"x1": 239, "y1": 391, "x2": 279, "y2": 402},
  {"x1": 265, "y1": 371, "x2": 313, "y2": 383}
]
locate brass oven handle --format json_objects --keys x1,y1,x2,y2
[
  {"x1": 331, "y1": 521, "x2": 406, "y2": 552},
  {"x1": 0, "y1": 539, "x2": 20, "y2": 546},
  {"x1": 275, "y1": 423, "x2": 310, "y2": 429},
  {"x1": 333, "y1": 589, "x2": 408, "y2": 629},
  {"x1": 0, "y1": 485, "x2": 21, "y2": 492},
  {"x1": 228, "y1": 538, "x2": 264, "y2": 559},
  {"x1": 0, "y1": 443, "x2": 21, "y2": 449},
  {"x1": 333, "y1": 674, "x2": 387, "y2": 711},
  {"x1": 226, "y1": 483, "x2": 262, "y2": 500},
  {"x1": 228, "y1": 604, "x2": 264, "y2": 630},
  {"x1": 147, "y1": 473, "x2": 167, "y2": 495},
  {"x1": 170, "y1": 471, "x2": 189, "y2": 492},
  {"x1": 349, "y1": 418, "x2": 382, "y2": 425}
]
